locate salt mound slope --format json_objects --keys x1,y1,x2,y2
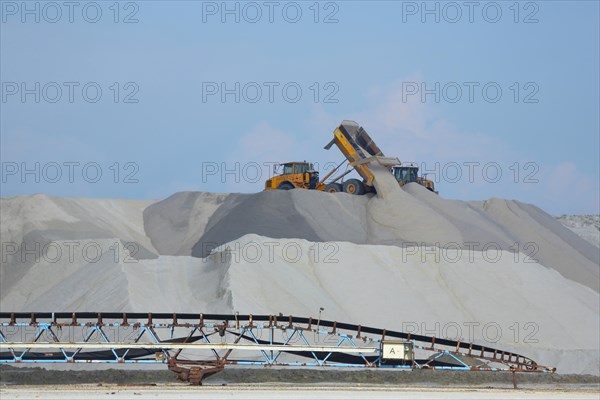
[
  {"x1": 473, "y1": 198, "x2": 599, "y2": 292},
  {"x1": 0, "y1": 194, "x2": 156, "y2": 249},
  {"x1": 219, "y1": 235, "x2": 599, "y2": 375},
  {"x1": 143, "y1": 191, "x2": 232, "y2": 255},
  {"x1": 366, "y1": 165, "x2": 464, "y2": 245},
  {"x1": 0, "y1": 194, "x2": 158, "y2": 296},
  {"x1": 3, "y1": 234, "x2": 597, "y2": 374},
  {"x1": 0, "y1": 240, "x2": 231, "y2": 313},
  {"x1": 161, "y1": 185, "x2": 599, "y2": 292},
  {"x1": 189, "y1": 190, "x2": 367, "y2": 258},
  {"x1": 0, "y1": 194, "x2": 157, "y2": 256},
  {"x1": 404, "y1": 184, "x2": 600, "y2": 292}
]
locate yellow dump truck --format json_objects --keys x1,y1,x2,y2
[{"x1": 264, "y1": 120, "x2": 437, "y2": 194}]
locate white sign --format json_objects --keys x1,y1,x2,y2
[{"x1": 382, "y1": 341, "x2": 412, "y2": 360}]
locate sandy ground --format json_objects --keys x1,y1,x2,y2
[{"x1": 1, "y1": 385, "x2": 599, "y2": 400}]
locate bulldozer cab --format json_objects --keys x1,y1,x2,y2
[{"x1": 392, "y1": 166, "x2": 419, "y2": 185}]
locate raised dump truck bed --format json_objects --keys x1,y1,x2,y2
[
  {"x1": 322, "y1": 120, "x2": 401, "y2": 193},
  {"x1": 264, "y1": 120, "x2": 436, "y2": 196}
]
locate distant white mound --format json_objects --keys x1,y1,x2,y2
[
  {"x1": 1, "y1": 189, "x2": 599, "y2": 374},
  {"x1": 557, "y1": 215, "x2": 600, "y2": 248}
]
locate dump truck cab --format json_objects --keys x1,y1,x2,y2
[
  {"x1": 264, "y1": 161, "x2": 324, "y2": 191},
  {"x1": 392, "y1": 165, "x2": 437, "y2": 193}
]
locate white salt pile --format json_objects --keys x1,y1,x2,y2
[
  {"x1": 175, "y1": 184, "x2": 598, "y2": 292},
  {"x1": 1, "y1": 188, "x2": 598, "y2": 374}
]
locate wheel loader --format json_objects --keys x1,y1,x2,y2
[
  {"x1": 263, "y1": 120, "x2": 437, "y2": 194},
  {"x1": 392, "y1": 164, "x2": 437, "y2": 193}
]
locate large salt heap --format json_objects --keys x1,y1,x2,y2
[{"x1": 1, "y1": 187, "x2": 598, "y2": 374}]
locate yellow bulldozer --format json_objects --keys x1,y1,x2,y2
[{"x1": 264, "y1": 120, "x2": 437, "y2": 195}]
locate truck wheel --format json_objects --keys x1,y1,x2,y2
[
  {"x1": 277, "y1": 182, "x2": 295, "y2": 190},
  {"x1": 324, "y1": 183, "x2": 343, "y2": 193},
  {"x1": 343, "y1": 179, "x2": 365, "y2": 195}
]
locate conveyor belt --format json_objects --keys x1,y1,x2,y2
[{"x1": 0, "y1": 312, "x2": 554, "y2": 373}]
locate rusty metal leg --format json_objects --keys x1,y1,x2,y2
[{"x1": 168, "y1": 358, "x2": 224, "y2": 386}]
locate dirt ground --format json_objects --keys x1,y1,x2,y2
[
  {"x1": 1, "y1": 364, "x2": 599, "y2": 387},
  {"x1": 1, "y1": 365, "x2": 599, "y2": 399}
]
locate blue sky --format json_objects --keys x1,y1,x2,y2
[{"x1": 1, "y1": 0, "x2": 599, "y2": 215}]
